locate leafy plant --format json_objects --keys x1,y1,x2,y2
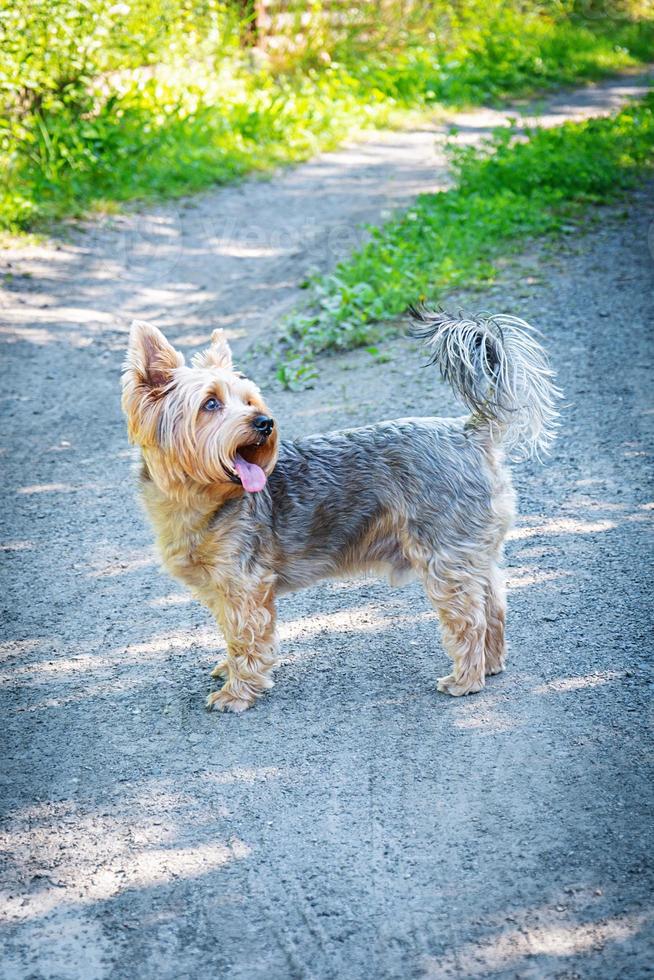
[
  {"x1": 278, "y1": 94, "x2": 654, "y2": 384},
  {"x1": 275, "y1": 356, "x2": 319, "y2": 391}
]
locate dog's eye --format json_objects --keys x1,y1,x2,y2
[{"x1": 202, "y1": 397, "x2": 222, "y2": 412}]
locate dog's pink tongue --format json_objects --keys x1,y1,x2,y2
[{"x1": 234, "y1": 453, "x2": 267, "y2": 493}]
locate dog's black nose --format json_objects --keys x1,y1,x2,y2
[{"x1": 253, "y1": 414, "x2": 274, "y2": 436}]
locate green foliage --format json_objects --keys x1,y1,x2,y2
[
  {"x1": 279, "y1": 94, "x2": 654, "y2": 376},
  {"x1": 1, "y1": 1, "x2": 653, "y2": 230},
  {"x1": 343, "y1": 5, "x2": 654, "y2": 105},
  {"x1": 275, "y1": 356, "x2": 319, "y2": 391},
  {"x1": 0, "y1": 63, "x2": 394, "y2": 228}
]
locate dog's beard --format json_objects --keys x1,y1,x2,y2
[{"x1": 196, "y1": 419, "x2": 277, "y2": 492}]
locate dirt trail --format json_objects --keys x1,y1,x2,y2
[
  {"x1": 2, "y1": 75, "x2": 654, "y2": 979},
  {"x1": 1, "y1": 70, "x2": 651, "y2": 356}
]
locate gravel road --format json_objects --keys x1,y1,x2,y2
[{"x1": 1, "y1": 75, "x2": 653, "y2": 979}]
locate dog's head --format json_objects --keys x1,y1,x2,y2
[{"x1": 122, "y1": 321, "x2": 278, "y2": 496}]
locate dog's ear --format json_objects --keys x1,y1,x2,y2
[
  {"x1": 122, "y1": 321, "x2": 184, "y2": 445},
  {"x1": 192, "y1": 329, "x2": 233, "y2": 371},
  {"x1": 125, "y1": 320, "x2": 185, "y2": 389}
]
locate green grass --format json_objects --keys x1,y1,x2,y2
[
  {"x1": 1, "y1": 64, "x2": 398, "y2": 230},
  {"x1": 2, "y1": 4, "x2": 654, "y2": 232},
  {"x1": 277, "y1": 93, "x2": 654, "y2": 386}
]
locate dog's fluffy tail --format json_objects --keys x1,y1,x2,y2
[{"x1": 409, "y1": 307, "x2": 561, "y2": 459}]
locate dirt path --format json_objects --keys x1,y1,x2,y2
[
  {"x1": 2, "y1": 76, "x2": 654, "y2": 979},
  {"x1": 1, "y1": 70, "x2": 651, "y2": 357}
]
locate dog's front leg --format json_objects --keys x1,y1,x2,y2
[{"x1": 205, "y1": 582, "x2": 278, "y2": 713}]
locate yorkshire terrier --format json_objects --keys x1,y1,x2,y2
[{"x1": 122, "y1": 310, "x2": 560, "y2": 712}]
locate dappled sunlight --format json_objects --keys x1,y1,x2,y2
[
  {"x1": 17, "y1": 482, "x2": 102, "y2": 495},
  {"x1": 0, "y1": 627, "x2": 216, "y2": 694},
  {"x1": 88, "y1": 553, "x2": 156, "y2": 579},
  {"x1": 1, "y1": 652, "x2": 104, "y2": 680},
  {"x1": 0, "y1": 302, "x2": 115, "y2": 348},
  {"x1": 122, "y1": 629, "x2": 215, "y2": 658},
  {"x1": 0, "y1": 539, "x2": 34, "y2": 551},
  {"x1": 0, "y1": 72, "x2": 444, "y2": 359},
  {"x1": 1, "y1": 8, "x2": 652, "y2": 971},
  {"x1": 279, "y1": 602, "x2": 435, "y2": 650},
  {"x1": 11, "y1": 674, "x2": 154, "y2": 712},
  {"x1": 1, "y1": 544, "x2": 594, "y2": 707},
  {"x1": 0, "y1": 637, "x2": 42, "y2": 659},
  {"x1": 533, "y1": 671, "x2": 624, "y2": 695},
  {"x1": 451, "y1": 694, "x2": 522, "y2": 734},
  {"x1": 0, "y1": 630, "x2": 212, "y2": 682},
  {"x1": 3, "y1": 830, "x2": 250, "y2": 923},
  {"x1": 175, "y1": 331, "x2": 233, "y2": 347},
  {"x1": 149, "y1": 591, "x2": 193, "y2": 607},
  {"x1": 624, "y1": 510, "x2": 652, "y2": 524},
  {"x1": 421, "y1": 910, "x2": 650, "y2": 976},
  {"x1": 512, "y1": 543, "x2": 554, "y2": 558},
  {"x1": 524, "y1": 914, "x2": 647, "y2": 955},
  {"x1": 1, "y1": 588, "x2": 440, "y2": 708},
  {"x1": 0, "y1": 325, "x2": 63, "y2": 346},
  {"x1": 315, "y1": 575, "x2": 387, "y2": 592},
  {"x1": 45, "y1": 439, "x2": 73, "y2": 453},
  {"x1": 566, "y1": 498, "x2": 628, "y2": 512},
  {"x1": 1, "y1": 772, "x2": 261, "y2": 931},
  {"x1": 204, "y1": 766, "x2": 282, "y2": 785},
  {"x1": 1, "y1": 500, "x2": 634, "y2": 713},
  {"x1": 506, "y1": 566, "x2": 572, "y2": 589},
  {"x1": 451, "y1": 666, "x2": 631, "y2": 732},
  {"x1": 85, "y1": 541, "x2": 158, "y2": 579},
  {"x1": 3, "y1": 305, "x2": 114, "y2": 326},
  {"x1": 1, "y1": 250, "x2": 77, "y2": 279},
  {"x1": 509, "y1": 516, "x2": 617, "y2": 541},
  {"x1": 510, "y1": 498, "x2": 652, "y2": 545},
  {"x1": 213, "y1": 243, "x2": 287, "y2": 258}
]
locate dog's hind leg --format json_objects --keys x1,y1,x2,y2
[
  {"x1": 484, "y1": 560, "x2": 507, "y2": 676},
  {"x1": 420, "y1": 558, "x2": 488, "y2": 697}
]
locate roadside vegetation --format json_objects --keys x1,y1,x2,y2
[
  {"x1": 1, "y1": 1, "x2": 653, "y2": 231},
  {"x1": 277, "y1": 94, "x2": 654, "y2": 387}
]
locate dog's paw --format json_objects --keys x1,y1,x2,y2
[
  {"x1": 206, "y1": 687, "x2": 254, "y2": 713},
  {"x1": 437, "y1": 672, "x2": 485, "y2": 697},
  {"x1": 210, "y1": 660, "x2": 229, "y2": 680},
  {"x1": 485, "y1": 659, "x2": 506, "y2": 677}
]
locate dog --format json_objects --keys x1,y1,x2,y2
[{"x1": 121, "y1": 310, "x2": 560, "y2": 712}]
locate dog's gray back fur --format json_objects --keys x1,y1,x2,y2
[
  {"x1": 219, "y1": 416, "x2": 500, "y2": 592},
  {"x1": 213, "y1": 310, "x2": 560, "y2": 592}
]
